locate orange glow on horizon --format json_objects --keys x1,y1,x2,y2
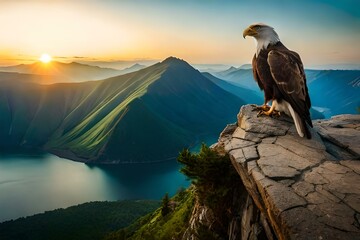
[
  {"x1": 39, "y1": 54, "x2": 52, "y2": 63},
  {"x1": 0, "y1": 1, "x2": 358, "y2": 67}
]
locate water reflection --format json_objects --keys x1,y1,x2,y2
[{"x1": 0, "y1": 154, "x2": 188, "y2": 222}]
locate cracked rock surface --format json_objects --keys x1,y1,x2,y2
[{"x1": 213, "y1": 105, "x2": 360, "y2": 240}]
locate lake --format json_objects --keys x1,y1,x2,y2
[{"x1": 0, "y1": 154, "x2": 189, "y2": 222}]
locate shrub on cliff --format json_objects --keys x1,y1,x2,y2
[{"x1": 178, "y1": 144, "x2": 242, "y2": 237}]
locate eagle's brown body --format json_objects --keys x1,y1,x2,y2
[{"x1": 244, "y1": 24, "x2": 312, "y2": 138}]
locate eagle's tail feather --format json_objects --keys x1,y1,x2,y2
[
  {"x1": 303, "y1": 119, "x2": 312, "y2": 139},
  {"x1": 286, "y1": 102, "x2": 311, "y2": 139}
]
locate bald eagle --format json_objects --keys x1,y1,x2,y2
[{"x1": 243, "y1": 23, "x2": 312, "y2": 139}]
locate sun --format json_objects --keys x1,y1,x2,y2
[{"x1": 39, "y1": 53, "x2": 52, "y2": 63}]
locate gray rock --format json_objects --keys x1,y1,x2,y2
[
  {"x1": 237, "y1": 105, "x2": 291, "y2": 137},
  {"x1": 229, "y1": 148, "x2": 246, "y2": 166},
  {"x1": 265, "y1": 182, "x2": 307, "y2": 215},
  {"x1": 344, "y1": 194, "x2": 360, "y2": 212},
  {"x1": 232, "y1": 127, "x2": 264, "y2": 143},
  {"x1": 225, "y1": 138, "x2": 255, "y2": 152},
  {"x1": 242, "y1": 146, "x2": 259, "y2": 161},
  {"x1": 260, "y1": 165, "x2": 300, "y2": 178},
  {"x1": 315, "y1": 185, "x2": 341, "y2": 203},
  {"x1": 341, "y1": 160, "x2": 360, "y2": 175},
  {"x1": 304, "y1": 168, "x2": 330, "y2": 185},
  {"x1": 276, "y1": 134, "x2": 326, "y2": 164},
  {"x1": 219, "y1": 123, "x2": 237, "y2": 139},
  {"x1": 314, "y1": 114, "x2": 360, "y2": 158},
  {"x1": 261, "y1": 136, "x2": 277, "y2": 144},
  {"x1": 280, "y1": 207, "x2": 359, "y2": 240},
  {"x1": 257, "y1": 144, "x2": 314, "y2": 178},
  {"x1": 292, "y1": 181, "x2": 315, "y2": 197},
  {"x1": 213, "y1": 104, "x2": 360, "y2": 240},
  {"x1": 326, "y1": 171, "x2": 360, "y2": 195}
]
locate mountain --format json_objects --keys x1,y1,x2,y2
[
  {"x1": 0, "y1": 57, "x2": 244, "y2": 163},
  {"x1": 118, "y1": 63, "x2": 146, "y2": 75},
  {"x1": 0, "y1": 200, "x2": 159, "y2": 240},
  {"x1": 0, "y1": 72, "x2": 52, "y2": 84},
  {"x1": 212, "y1": 68, "x2": 259, "y2": 92},
  {"x1": 306, "y1": 70, "x2": 360, "y2": 117},
  {"x1": 213, "y1": 68, "x2": 360, "y2": 118},
  {"x1": 191, "y1": 63, "x2": 232, "y2": 73},
  {"x1": 0, "y1": 61, "x2": 123, "y2": 83},
  {"x1": 202, "y1": 72, "x2": 262, "y2": 105},
  {"x1": 238, "y1": 63, "x2": 252, "y2": 69},
  {"x1": 216, "y1": 66, "x2": 238, "y2": 75},
  {"x1": 78, "y1": 59, "x2": 158, "y2": 70}
]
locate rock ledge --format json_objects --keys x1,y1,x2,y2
[{"x1": 213, "y1": 104, "x2": 360, "y2": 240}]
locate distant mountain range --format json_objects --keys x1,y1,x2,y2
[
  {"x1": 0, "y1": 57, "x2": 247, "y2": 163},
  {"x1": 212, "y1": 67, "x2": 360, "y2": 118},
  {"x1": 0, "y1": 57, "x2": 358, "y2": 163},
  {"x1": 202, "y1": 72, "x2": 262, "y2": 105},
  {"x1": 0, "y1": 61, "x2": 146, "y2": 83},
  {"x1": 119, "y1": 63, "x2": 146, "y2": 74},
  {"x1": 78, "y1": 59, "x2": 158, "y2": 70}
]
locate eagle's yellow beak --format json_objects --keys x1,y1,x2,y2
[{"x1": 243, "y1": 27, "x2": 257, "y2": 38}]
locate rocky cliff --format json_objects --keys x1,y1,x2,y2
[{"x1": 188, "y1": 104, "x2": 360, "y2": 240}]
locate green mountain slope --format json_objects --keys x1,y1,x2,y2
[
  {"x1": 0, "y1": 57, "x2": 244, "y2": 163},
  {"x1": 0, "y1": 200, "x2": 160, "y2": 240},
  {"x1": 46, "y1": 62, "x2": 167, "y2": 160}
]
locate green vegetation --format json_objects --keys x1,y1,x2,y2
[
  {"x1": 0, "y1": 200, "x2": 160, "y2": 240},
  {"x1": 107, "y1": 145, "x2": 242, "y2": 239},
  {"x1": 46, "y1": 63, "x2": 167, "y2": 158},
  {"x1": 161, "y1": 193, "x2": 170, "y2": 217},
  {"x1": 178, "y1": 144, "x2": 242, "y2": 238},
  {"x1": 106, "y1": 188, "x2": 194, "y2": 240}
]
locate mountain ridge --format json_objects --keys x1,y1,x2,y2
[
  {"x1": 0, "y1": 61, "x2": 145, "y2": 83},
  {"x1": 0, "y1": 57, "x2": 244, "y2": 163}
]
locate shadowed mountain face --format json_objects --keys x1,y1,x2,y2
[
  {"x1": 213, "y1": 68, "x2": 360, "y2": 118},
  {"x1": 0, "y1": 57, "x2": 244, "y2": 163},
  {"x1": 202, "y1": 72, "x2": 262, "y2": 105},
  {"x1": 306, "y1": 70, "x2": 360, "y2": 117}
]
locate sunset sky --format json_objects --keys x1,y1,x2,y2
[{"x1": 0, "y1": 0, "x2": 359, "y2": 68}]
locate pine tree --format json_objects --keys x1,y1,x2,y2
[{"x1": 161, "y1": 192, "x2": 170, "y2": 216}]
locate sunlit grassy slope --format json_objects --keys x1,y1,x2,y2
[
  {"x1": 46, "y1": 62, "x2": 167, "y2": 159},
  {"x1": 0, "y1": 57, "x2": 244, "y2": 163}
]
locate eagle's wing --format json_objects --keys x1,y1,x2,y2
[
  {"x1": 252, "y1": 54, "x2": 264, "y2": 90},
  {"x1": 267, "y1": 50, "x2": 312, "y2": 127}
]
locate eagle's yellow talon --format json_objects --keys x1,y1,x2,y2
[
  {"x1": 257, "y1": 108, "x2": 280, "y2": 118},
  {"x1": 252, "y1": 104, "x2": 270, "y2": 112}
]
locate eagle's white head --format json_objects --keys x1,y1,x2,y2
[{"x1": 243, "y1": 23, "x2": 280, "y2": 56}]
